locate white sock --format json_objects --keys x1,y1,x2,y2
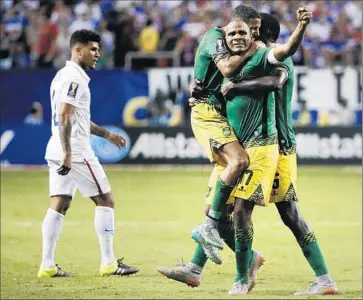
[
  {"x1": 41, "y1": 208, "x2": 64, "y2": 269},
  {"x1": 94, "y1": 206, "x2": 116, "y2": 266},
  {"x1": 316, "y1": 274, "x2": 333, "y2": 284}
]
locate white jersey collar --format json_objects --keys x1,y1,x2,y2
[{"x1": 66, "y1": 60, "x2": 91, "y2": 83}]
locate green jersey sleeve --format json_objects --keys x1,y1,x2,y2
[
  {"x1": 278, "y1": 56, "x2": 294, "y2": 77},
  {"x1": 231, "y1": 48, "x2": 289, "y2": 82},
  {"x1": 203, "y1": 28, "x2": 229, "y2": 64},
  {"x1": 247, "y1": 48, "x2": 276, "y2": 77}
]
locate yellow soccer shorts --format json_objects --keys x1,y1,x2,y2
[
  {"x1": 233, "y1": 143, "x2": 279, "y2": 206},
  {"x1": 270, "y1": 152, "x2": 298, "y2": 203},
  {"x1": 191, "y1": 103, "x2": 237, "y2": 165}
]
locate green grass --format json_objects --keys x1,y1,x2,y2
[{"x1": 1, "y1": 166, "x2": 362, "y2": 299}]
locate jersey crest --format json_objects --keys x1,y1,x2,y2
[
  {"x1": 67, "y1": 82, "x2": 79, "y2": 98},
  {"x1": 215, "y1": 39, "x2": 227, "y2": 54},
  {"x1": 222, "y1": 126, "x2": 232, "y2": 137}
]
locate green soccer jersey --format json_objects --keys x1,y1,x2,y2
[
  {"x1": 274, "y1": 57, "x2": 297, "y2": 154},
  {"x1": 193, "y1": 28, "x2": 229, "y2": 112},
  {"x1": 226, "y1": 48, "x2": 278, "y2": 148}
]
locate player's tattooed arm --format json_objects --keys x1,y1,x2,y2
[
  {"x1": 59, "y1": 103, "x2": 75, "y2": 155},
  {"x1": 90, "y1": 121, "x2": 127, "y2": 148},
  {"x1": 270, "y1": 7, "x2": 312, "y2": 63},
  {"x1": 90, "y1": 121, "x2": 110, "y2": 138},
  {"x1": 221, "y1": 68, "x2": 289, "y2": 99},
  {"x1": 58, "y1": 102, "x2": 75, "y2": 175}
]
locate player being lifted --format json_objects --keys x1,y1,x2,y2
[
  {"x1": 206, "y1": 7, "x2": 313, "y2": 295},
  {"x1": 220, "y1": 13, "x2": 338, "y2": 296},
  {"x1": 157, "y1": 5, "x2": 265, "y2": 288},
  {"x1": 188, "y1": 6, "x2": 263, "y2": 262},
  {"x1": 38, "y1": 29, "x2": 139, "y2": 278}
]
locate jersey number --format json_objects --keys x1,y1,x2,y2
[
  {"x1": 273, "y1": 172, "x2": 280, "y2": 189},
  {"x1": 52, "y1": 90, "x2": 59, "y2": 126},
  {"x1": 238, "y1": 170, "x2": 253, "y2": 191}
]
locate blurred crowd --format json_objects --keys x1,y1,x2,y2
[{"x1": 1, "y1": 0, "x2": 362, "y2": 70}]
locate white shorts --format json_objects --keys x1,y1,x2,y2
[{"x1": 48, "y1": 158, "x2": 111, "y2": 198}]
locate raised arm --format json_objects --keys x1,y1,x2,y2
[
  {"x1": 221, "y1": 68, "x2": 289, "y2": 98},
  {"x1": 58, "y1": 102, "x2": 75, "y2": 175},
  {"x1": 270, "y1": 7, "x2": 312, "y2": 63}
]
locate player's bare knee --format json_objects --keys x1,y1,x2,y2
[
  {"x1": 280, "y1": 208, "x2": 310, "y2": 240},
  {"x1": 233, "y1": 204, "x2": 249, "y2": 223},
  {"x1": 280, "y1": 205, "x2": 301, "y2": 228},
  {"x1": 233, "y1": 200, "x2": 253, "y2": 227},
  {"x1": 280, "y1": 211, "x2": 294, "y2": 228},
  {"x1": 50, "y1": 196, "x2": 71, "y2": 215},
  {"x1": 50, "y1": 205, "x2": 66, "y2": 215},
  {"x1": 62, "y1": 202, "x2": 71, "y2": 215},
  {"x1": 237, "y1": 151, "x2": 250, "y2": 171},
  {"x1": 233, "y1": 204, "x2": 243, "y2": 217},
  {"x1": 107, "y1": 198, "x2": 115, "y2": 208},
  {"x1": 104, "y1": 192, "x2": 115, "y2": 208},
  {"x1": 92, "y1": 192, "x2": 114, "y2": 208},
  {"x1": 228, "y1": 155, "x2": 249, "y2": 177}
]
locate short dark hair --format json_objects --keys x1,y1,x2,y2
[
  {"x1": 70, "y1": 29, "x2": 101, "y2": 48},
  {"x1": 259, "y1": 13, "x2": 280, "y2": 43},
  {"x1": 230, "y1": 5, "x2": 261, "y2": 23}
]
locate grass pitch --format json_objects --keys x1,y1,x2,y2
[{"x1": 1, "y1": 166, "x2": 362, "y2": 299}]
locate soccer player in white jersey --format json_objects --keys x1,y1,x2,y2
[{"x1": 38, "y1": 29, "x2": 139, "y2": 278}]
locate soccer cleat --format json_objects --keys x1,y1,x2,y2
[
  {"x1": 100, "y1": 258, "x2": 139, "y2": 276},
  {"x1": 156, "y1": 264, "x2": 201, "y2": 288},
  {"x1": 228, "y1": 281, "x2": 249, "y2": 296},
  {"x1": 191, "y1": 227, "x2": 222, "y2": 265},
  {"x1": 37, "y1": 264, "x2": 74, "y2": 278},
  {"x1": 293, "y1": 280, "x2": 339, "y2": 295},
  {"x1": 198, "y1": 220, "x2": 224, "y2": 250},
  {"x1": 248, "y1": 251, "x2": 265, "y2": 292}
]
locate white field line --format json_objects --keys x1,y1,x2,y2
[
  {"x1": 342, "y1": 166, "x2": 362, "y2": 173},
  {"x1": 0, "y1": 164, "x2": 214, "y2": 171},
  {"x1": 9, "y1": 220, "x2": 361, "y2": 228},
  {"x1": 2, "y1": 164, "x2": 362, "y2": 172}
]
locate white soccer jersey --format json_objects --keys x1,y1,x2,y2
[{"x1": 45, "y1": 60, "x2": 95, "y2": 162}]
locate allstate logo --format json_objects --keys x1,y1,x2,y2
[{"x1": 91, "y1": 126, "x2": 131, "y2": 163}]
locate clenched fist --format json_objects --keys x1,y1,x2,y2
[{"x1": 296, "y1": 6, "x2": 312, "y2": 26}]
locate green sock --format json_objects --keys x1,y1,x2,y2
[
  {"x1": 234, "y1": 224, "x2": 254, "y2": 283},
  {"x1": 218, "y1": 214, "x2": 235, "y2": 251},
  {"x1": 300, "y1": 232, "x2": 328, "y2": 276},
  {"x1": 190, "y1": 244, "x2": 208, "y2": 269},
  {"x1": 208, "y1": 178, "x2": 234, "y2": 220},
  {"x1": 218, "y1": 212, "x2": 255, "y2": 266}
]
